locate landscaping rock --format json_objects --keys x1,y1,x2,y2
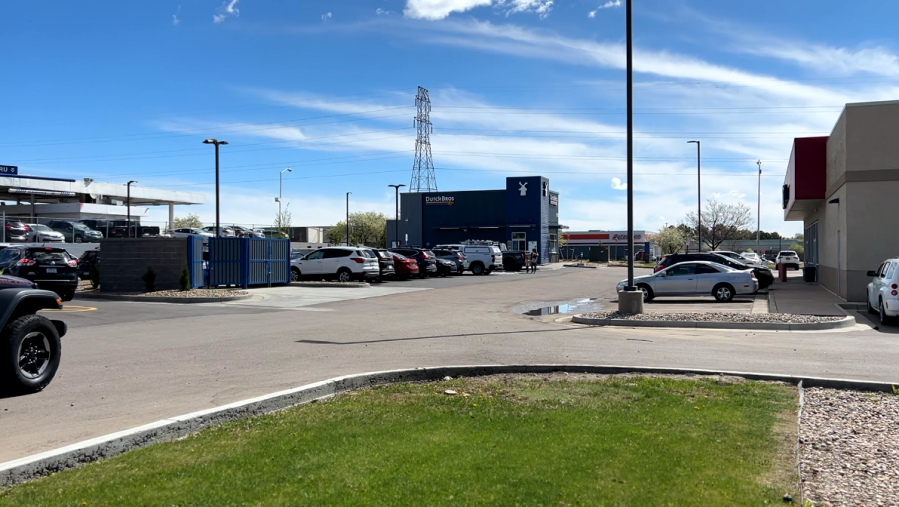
[
  {"x1": 580, "y1": 311, "x2": 842, "y2": 324},
  {"x1": 444, "y1": 390, "x2": 457, "y2": 396}
]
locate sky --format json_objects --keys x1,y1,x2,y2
[{"x1": 3, "y1": 0, "x2": 899, "y2": 235}]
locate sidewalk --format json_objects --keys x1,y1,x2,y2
[{"x1": 767, "y1": 270, "x2": 848, "y2": 316}]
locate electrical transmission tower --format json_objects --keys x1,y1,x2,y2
[{"x1": 410, "y1": 86, "x2": 437, "y2": 192}]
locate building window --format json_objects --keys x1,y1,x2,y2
[
  {"x1": 548, "y1": 234, "x2": 558, "y2": 253},
  {"x1": 511, "y1": 232, "x2": 526, "y2": 251}
]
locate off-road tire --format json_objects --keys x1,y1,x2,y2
[{"x1": 1, "y1": 315, "x2": 62, "y2": 396}]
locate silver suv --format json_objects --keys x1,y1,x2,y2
[{"x1": 435, "y1": 244, "x2": 502, "y2": 275}]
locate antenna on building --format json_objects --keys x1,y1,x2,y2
[{"x1": 410, "y1": 86, "x2": 437, "y2": 192}]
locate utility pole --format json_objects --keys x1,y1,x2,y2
[
  {"x1": 202, "y1": 139, "x2": 228, "y2": 237},
  {"x1": 278, "y1": 167, "x2": 292, "y2": 235},
  {"x1": 410, "y1": 86, "x2": 437, "y2": 192},
  {"x1": 126, "y1": 180, "x2": 138, "y2": 238},
  {"x1": 346, "y1": 192, "x2": 351, "y2": 246},
  {"x1": 388, "y1": 184, "x2": 405, "y2": 247},
  {"x1": 687, "y1": 140, "x2": 701, "y2": 251},
  {"x1": 757, "y1": 160, "x2": 762, "y2": 255}
]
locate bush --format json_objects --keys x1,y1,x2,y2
[
  {"x1": 90, "y1": 264, "x2": 100, "y2": 289},
  {"x1": 179, "y1": 266, "x2": 190, "y2": 292},
  {"x1": 141, "y1": 265, "x2": 157, "y2": 293}
]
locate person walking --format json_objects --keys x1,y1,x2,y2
[
  {"x1": 529, "y1": 249, "x2": 539, "y2": 273},
  {"x1": 523, "y1": 250, "x2": 530, "y2": 273}
]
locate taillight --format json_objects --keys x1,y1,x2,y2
[
  {"x1": 67, "y1": 260, "x2": 78, "y2": 267},
  {"x1": 456, "y1": 253, "x2": 463, "y2": 260},
  {"x1": 892, "y1": 284, "x2": 897, "y2": 290},
  {"x1": 750, "y1": 272, "x2": 756, "y2": 279},
  {"x1": 654, "y1": 266, "x2": 663, "y2": 272},
  {"x1": 4, "y1": 225, "x2": 11, "y2": 230},
  {"x1": 351, "y1": 258, "x2": 364, "y2": 264},
  {"x1": 17, "y1": 258, "x2": 36, "y2": 266},
  {"x1": 491, "y1": 255, "x2": 495, "y2": 262},
  {"x1": 892, "y1": 290, "x2": 898, "y2": 296}
]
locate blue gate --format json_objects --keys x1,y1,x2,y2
[
  {"x1": 186, "y1": 236, "x2": 206, "y2": 288},
  {"x1": 207, "y1": 237, "x2": 290, "y2": 289}
]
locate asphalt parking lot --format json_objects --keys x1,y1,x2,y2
[{"x1": 4, "y1": 265, "x2": 898, "y2": 465}]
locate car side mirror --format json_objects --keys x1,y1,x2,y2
[{"x1": 867, "y1": 270, "x2": 877, "y2": 277}]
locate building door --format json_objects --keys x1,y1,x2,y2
[
  {"x1": 511, "y1": 232, "x2": 526, "y2": 251},
  {"x1": 804, "y1": 222, "x2": 818, "y2": 282}
]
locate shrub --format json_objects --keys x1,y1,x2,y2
[
  {"x1": 179, "y1": 266, "x2": 190, "y2": 292},
  {"x1": 141, "y1": 265, "x2": 157, "y2": 293},
  {"x1": 90, "y1": 264, "x2": 100, "y2": 289}
]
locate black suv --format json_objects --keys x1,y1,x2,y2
[
  {"x1": 3, "y1": 219, "x2": 28, "y2": 242},
  {"x1": 655, "y1": 252, "x2": 774, "y2": 289},
  {"x1": 77, "y1": 249, "x2": 100, "y2": 280},
  {"x1": 46, "y1": 220, "x2": 103, "y2": 243},
  {"x1": 370, "y1": 249, "x2": 396, "y2": 281},
  {"x1": 0, "y1": 246, "x2": 79, "y2": 300},
  {"x1": 388, "y1": 248, "x2": 438, "y2": 277}
]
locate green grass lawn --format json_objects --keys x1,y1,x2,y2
[{"x1": 0, "y1": 375, "x2": 798, "y2": 506}]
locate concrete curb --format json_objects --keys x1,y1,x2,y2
[
  {"x1": 74, "y1": 293, "x2": 252, "y2": 304},
  {"x1": 562, "y1": 264, "x2": 598, "y2": 269},
  {"x1": 570, "y1": 314, "x2": 856, "y2": 331},
  {"x1": 289, "y1": 282, "x2": 370, "y2": 288},
  {"x1": 1, "y1": 363, "x2": 895, "y2": 488}
]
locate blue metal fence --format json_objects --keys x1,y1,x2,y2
[
  {"x1": 206, "y1": 237, "x2": 289, "y2": 289},
  {"x1": 186, "y1": 236, "x2": 206, "y2": 288}
]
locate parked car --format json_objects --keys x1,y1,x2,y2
[
  {"x1": 25, "y1": 224, "x2": 65, "y2": 243},
  {"x1": 618, "y1": 260, "x2": 758, "y2": 302},
  {"x1": 436, "y1": 258, "x2": 460, "y2": 277},
  {"x1": 291, "y1": 246, "x2": 379, "y2": 282},
  {"x1": 434, "y1": 244, "x2": 502, "y2": 275},
  {"x1": 390, "y1": 252, "x2": 419, "y2": 280},
  {"x1": 655, "y1": 252, "x2": 773, "y2": 290},
  {"x1": 45, "y1": 220, "x2": 103, "y2": 243},
  {"x1": 2, "y1": 219, "x2": 28, "y2": 242},
  {"x1": 371, "y1": 249, "x2": 396, "y2": 281},
  {"x1": 433, "y1": 249, "x2": 466, "y2": 273},
  {"x1": 77, "y1": 249, "x2": 100, "y2": 281},
  {"x1": 252, "y1": 229, "x2": 266, "y2": 238},
  {"x1": 776, "y1": 251, "x2": 801, "y2": 270},
  {"x1": 201, "y1": 226, "x2": 235, "y2": 237},
  {"x1": 389, "y1": 248, "x2": 438, "y2": 278},
  {"x1": 78, "y1": 219, "x2": 160, "y2": 238},
  {"x1": 0, "y1": 246, "x2": 79, "y2": 301},
  {"x1": 502, "y1": 251, "x2": 527, "y2": 272},
  {"x1": 0, "y1": 275, "x2": 67, "y2": 395},
  {"x1": 171, "y1": 228, "x2": 214, "y2": 238},
  {"x1": 866, "y1": 258, "x2": 899, "y2": 325},
  {"x1": 741, "y1": 252, "x2": 762, "y2": 264}
]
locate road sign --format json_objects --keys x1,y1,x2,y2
[{"x1": 0, "y1": 165, "x2": 17, "y2": 175}]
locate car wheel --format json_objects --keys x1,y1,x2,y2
[
  {"x1": 503, "y1": 260, "x2": 517, "y2": 272},
  {"x1": 636, "y1": 284, "x2": 654, "y2": 302},
  {"x1": 74, "y1": 236, "x2": 83, "y2": 244},
  {"x1": 290, "y1": 267, "x2": 301, "y2": 282},
  {"x1": 471, "y1": 263, "x2": 485, "y2": 276},
  {"x1": 880, "y1": 298, "x2": 892, "y2": 326},
  {"x1": 713, "y1": 283, "x2": 735, "y2": 302},
  {"x1": 337, "y1": 268, "x2": 353, "y2": 283},
  {"x1": 0, "y1": 314, "x2": 62, "y2": 395},
  {"x1": 60, "y1": 290, "x2": 75, "y2": 302}
]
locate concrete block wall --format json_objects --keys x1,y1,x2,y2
[{"x1": 99, "y1": 238, "x2": 188, "y2": 293}]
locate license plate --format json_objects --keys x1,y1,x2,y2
[{"x1": 46, "y1": 268, "x2": 57, "y2": 273}]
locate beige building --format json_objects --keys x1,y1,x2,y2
[{"x1": 784, "y1": 100, "x2": 899, "y2": 301}]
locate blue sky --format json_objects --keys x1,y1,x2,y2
[{"x1": 3, "y1": 0, "x2": 899, "y2": 234}]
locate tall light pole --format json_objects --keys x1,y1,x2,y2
[
  {"x1": 126, "y1": 180, "x2": 138, "y2": 238},
  {"x1": 687, "y1": 140, "x2": 701, "y2": 251},
  {"x1": 202, "y1": 139, "x2": 228, "y2": 237},
  {"x1": 279, "y1": 167, "x2": 292, "y2": 221},
  {"x1": 346, "y1": 192, "x2": 351, "y2": 246},
  {"x1": 625, "y1": 0, "x2": 634, "y2": 292},
  {"x1": 757, "y1": 160, "x2": 762, "y2": 255},
  {"x1": 388, "y1": 184, "x2": 405, "y2": 247}
]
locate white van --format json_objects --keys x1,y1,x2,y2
[{"x1": 436, "y1": 244, "x2": 502, "y2": 275}]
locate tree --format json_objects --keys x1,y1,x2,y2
[
  {"x1": 657, "y1": 226, "x2": 684, "y2": 255},
  {"x1": 173, "y1": 213, "x2": 203, "y2": 229},
  {"x1": 759, "y1": 230, "x2": 782, "y2": 240},
  {"x1": 794, "y1": 233, "x2": 804, "y2": 241},
  {"x1": 789, "y1": 242, "x2": 804, "y2": 255},
  {"x1": 327, "y1": 211, "x2": 388, "y2": 247},
  {"x1": 274, "y1": 204, "x2": 292, "y2": 239},
  {"x1": 685, "y1": 198, "x2": 752, "y2": 251}
]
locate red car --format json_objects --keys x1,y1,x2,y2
[{"x1": 391, "y1": 253, "x2": 420, "y2": 280}]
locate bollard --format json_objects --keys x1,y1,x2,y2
[{"x1": 778, "y1": 262, "x2": 787, "y2": 282}]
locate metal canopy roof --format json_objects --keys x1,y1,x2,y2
[{"x1": 0, "y1": 175, "x2": 205, "y2": 206}]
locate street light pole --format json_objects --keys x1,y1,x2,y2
[
  {"x1": 688, "y1": 140, "x2": 701, "y2": 251},
  {"x1": 126, "y1": 180, "x2": 138, "y2": 238},
  {"x1": 346, "y1": 192, "x2": 351, "y2": 246},
  {"x1": 203, "y1": 139, "x2": 229, "y2": 237},
  {"x1": 625, "y1": 0, "x2": 634, "y2": 292},
  {"x1": 279, "y1": 167, "x2": 292, "y2": 226},
  {"x1": 388, "y1": 184, "x2": 406, "y2": 247},
  {"x1": 757, "y1": 160, "x2": 762, "y2": 255}
]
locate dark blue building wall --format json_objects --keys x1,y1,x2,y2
[
  {"x1": 505, "y1": 176, "x2": 549, "y2": 261},
  {"x1": 420, "y1": 190, "x2": 506, "y2": 247}
]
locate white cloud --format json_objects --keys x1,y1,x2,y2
[
  {"x1": 404, "y1": 0, "x2": 492, "y2": 20},
  {"x1": 588, "y1": 0, "x2": 620, "y2": 18},
  {"x1": 500, "y1": 0, "x2": 554, "y2": 19},
  {"x1": 610, "y1": 177, "x2": 626, "y2": 190},
  {"x1": 213, "y1": 0, "x2": 239, "y2": 24},
  {"x1": 376, "y1": 8, "x2": 390, "y2": 15},
  {"x1": 741, "y1": 42, "x2": 899, "y2": 76},
  {"x1": 172, "y1": 14, "x2": 180, "y2": 25},
  {"x1": 322, "y1": 12, "x2": 332, "y2": 23}
]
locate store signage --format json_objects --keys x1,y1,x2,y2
[
  {"x1": 518, "y1": 182, "x2": 528, "y2": 196},
  {"x1": 0, "y1": 165, "x2": 17, "y2": 175},
  {"x1": 425, "y1": 195, "x2": 455, "y2": 206},
  {"x1": 550, "y1": 196, "x2": 558, "y2": 206},
  {"x1": 612, "y1": 233, "x2": 643, "y2": 241}
]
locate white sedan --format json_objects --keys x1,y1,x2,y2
[
  {"x1": 171, "y1": 228, "x2": 214, "y2": 238},
  {"x1": 617, "y1": 260, "x2": 758, "y2": 302},
  {"x1": 741, "y1": 252, "x2": 761, "y2": 263},
  {"x1": 866, "y1": 257, "x2": 899, "y2": 325},
  {"x1": 26, "y1": 224, "x2": 65, "y2": 243}
]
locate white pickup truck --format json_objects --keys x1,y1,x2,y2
[{"x1": 435, "y1": 244, "x2": 503, "y2": 275}]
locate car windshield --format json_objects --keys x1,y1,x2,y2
[{"x1": 31, "y1": 225, "x2": 52, "y2": 232}]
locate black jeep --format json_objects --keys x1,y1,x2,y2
[{"x1": 0, "y1": 275, "x2": 67, "y2": 395}]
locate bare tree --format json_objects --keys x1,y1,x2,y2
[
  {"x1": 273, "y1": 203, "x2": 292, "y2": 239},
  {"x1": 685, "y1": 198, "x2": 752, "y2": 251}
]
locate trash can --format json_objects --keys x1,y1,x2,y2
[{"x1": 803, "y1": 266, "x2": 817, "y2": 282}]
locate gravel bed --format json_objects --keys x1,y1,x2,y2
[
  {"x1": 100, "y1": 289, "x2": 249, "y2": 298},
  {"x1": 579, "y1": 311, "x2": 843, "y2": 324},
  {"x1": 800, "y1": 388, "x2": 899, "y2": 506}
]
